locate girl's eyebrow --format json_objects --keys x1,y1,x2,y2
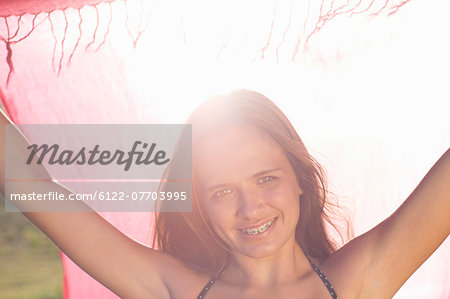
[
  {"x1": 204, "y1": 183, "x2": 228, "y2": 192},
  {"x1": 204, "y1": 168, "x2": 283, "y2": 192},
  {"x1": 250, "y1": 167, "x2": 282, "y2": 179}
]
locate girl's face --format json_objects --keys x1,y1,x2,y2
[{"x1": 195, "y1": 125, "x2": 302, "y2": 259}]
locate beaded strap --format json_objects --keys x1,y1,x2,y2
[
  {"x1": 197, "y1": 269, "x2": 224, "y2": 299},
  {"x1": 305, "y1": 255, "x2": 338, "y2": 299}
]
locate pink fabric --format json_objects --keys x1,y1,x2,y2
[
  {"x1": 0, "y1": 0, "x2": 115, "y2": 17},
  {"x1": 1, "y1": 8, "x2": 154, "y2": 297},
  {"x1": 1, "y1": 1, "x2": 449, "y2": 298}
]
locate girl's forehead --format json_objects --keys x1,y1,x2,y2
[
  {"x1": 195, "y1": 126, "x2": 278, "y2": 161},
  {"x1": 193, "y1": 126, "x2": 289, "y2": 185}
]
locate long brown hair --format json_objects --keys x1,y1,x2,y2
[{"x1": 153, "y1": 89, "x2": 351, "y2": 275}]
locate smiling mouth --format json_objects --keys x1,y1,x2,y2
[{"x1": 240, "y1": 218, "x2": 276, "y2": 235}]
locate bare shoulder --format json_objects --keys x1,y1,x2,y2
[
  {"x1": 140, "y1": 250, "x2": 211, "y2": 299},
  {"x1": 313, "y1": 233, "x2": 377, "y2": 299}
]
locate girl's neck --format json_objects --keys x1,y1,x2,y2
[{"x1": 220, "y1": 242, "x2": 312, "y2": 288}]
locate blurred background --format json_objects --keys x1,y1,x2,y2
[{"x1": 0, "y1": 194, "x2": 63, "y2": 298}]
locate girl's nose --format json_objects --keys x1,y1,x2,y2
[{"x1": 235, "y1": 188, "x2": 264, "y2": 219}]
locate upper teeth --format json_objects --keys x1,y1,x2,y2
[{"x1": 240, "y1": 218, "x2": 275, "y2": 235}]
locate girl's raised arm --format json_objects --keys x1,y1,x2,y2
[
  {"x1": 0, "y1": 110, "x2": 175, "y2": 298},
  {"x1": 335, "y1": 148, "x2": 449, "y2": 298}
]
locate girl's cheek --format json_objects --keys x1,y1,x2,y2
[
  {"x1": 262, "y1": 184, "x2": 283, "y2": 202},
  {"x1": 206, "y1": 202, "x2": 233, "y2": 220}
]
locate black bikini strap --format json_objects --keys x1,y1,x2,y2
[
  {"x1": 197, "y1": 269, "x2": 224, "y2": 299},
  {"x1": 305, "y1": 255, "x2": 338, "y2": 299}
]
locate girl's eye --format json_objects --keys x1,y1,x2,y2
[
  {"x1": 257, "y1": 176, "x2": 275, "y2": 184},
  {"x1": 213, "y1": 188, "x2": 232, "y2": 198}
]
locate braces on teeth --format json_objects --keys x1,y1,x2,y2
[{"x1": 241, "y1": 218, "x2": 275, "y2": 235}]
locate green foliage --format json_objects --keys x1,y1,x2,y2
[{"x1": 0, "y1": 195, "x2": 63, "y2": 299}]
